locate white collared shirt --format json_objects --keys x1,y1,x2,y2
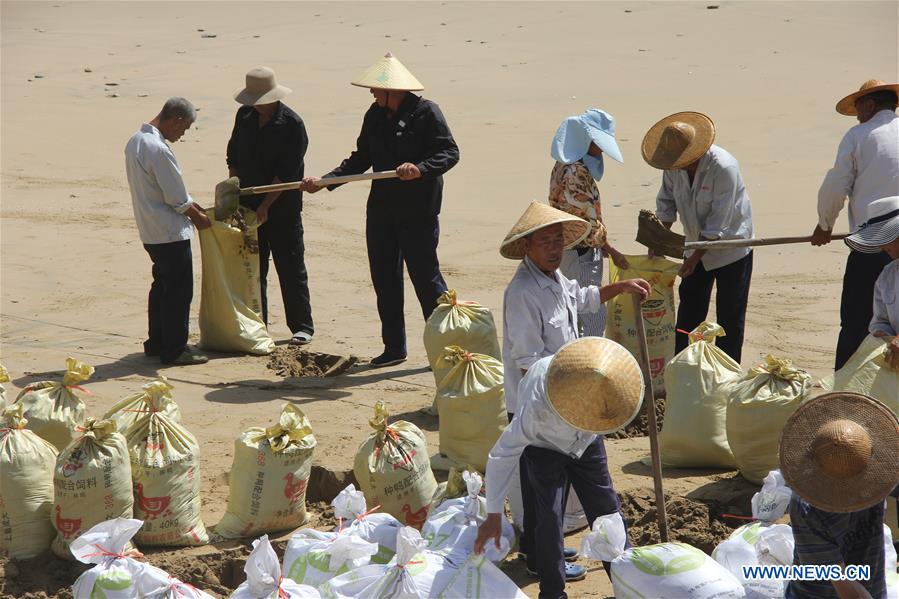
[
  {"x1": 871, "y1": 259, "x2": 899, "y2": 336},
  {"x1": 501, "y1": 256, "x2": 602, "y2": 413},
  {"x1": 485, "y1": 356, "x2": 597, "y2": 514},
  {"x1": 655, "y1": 144, "x2": 754, "y2": 271},
  {"x1": 818, "y1": 110, "x2": 899, "y2": 233},
  {"x1": 125, "y1": 123, "x2": 195, "y2": 244}
]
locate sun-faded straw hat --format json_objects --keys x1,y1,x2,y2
[
  {"x1": 779, "y1": 392, "x2": 899, "y2": 513},
  {"x1": 845, "y1": 196, "x2": 899, "y2": 253},
  {"x1": 836, "y1": 79, "x2": 899, "y2": 116},
  {"x1": 545, "y1": 337, "x2": 645, "y2": 434},
  {"x1": 641, "y1": 111, "x2": 715, "y2": 170},
  {"x1": 234, "y1": 67, "x2": 292, "y2": 106},
  {"x1": 500, "y1": 202, "x2": 590, "y2": 260},
  {"x1": 351, "y1": 52, "x2": 424, "y2": 91}
]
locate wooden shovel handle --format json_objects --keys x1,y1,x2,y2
[
  {"x1": 239, "y1": 171, "x2": 399, "y2": 195},
  {"x1": 685, "y1": 233, "x2": 849, "y2": 250}
]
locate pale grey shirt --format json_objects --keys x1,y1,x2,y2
[
  {"x1": 501, "y1": 256, "x2": 602, "y2": 414},
  {"x1": 656, "y1": 144, "x2": 754, "y2": 271},
  {"x1": 871, "y1": 259, "x2": 899, "y2": 336},
  {"x1": 125, "y1": 123, "x2": 194, "y2": 244},
  {"x1": 485, "y1": 356, "x2": 597, "y2": 513}
]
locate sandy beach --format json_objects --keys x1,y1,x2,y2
[{"x1": 2, "y1": 1, "x2": 897, "y2": 596}]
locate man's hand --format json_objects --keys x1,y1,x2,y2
[
  {"x1": 811, "y1": 225, "x2": 833, "y2": 246},
  {"x1": 256, "y1": 203, "x2": 270, "y2": 225},
  {"x1": 884, "y1": 336, "x2": 899, "y2": 370},
  {"x1": 607, "y1": 247, "x2": 630, "y2": 270},
  {"x1": 185, "y1": 204, "x2": 211, "y2": 230},
  {"x1": 474, "y1": 513, "x2": 503, "y2": 555},
  {"x1": 678, "y1": 252, "x2": 703, "y2": 278},
  {"x1": 396, "y1": 162, "x2": 421, "y2": 181},
  {"x1": 601, "y1": 278, "x2": 651, "y2": 303},
  {"x1": 300, "y1": 176, "x2": 323, "y2": 194}
]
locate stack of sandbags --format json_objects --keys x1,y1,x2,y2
[
  {"x1": 330, "y1": 484, "x2": 403, "y2": 564},
  {"x1": 727, "y1": 356, "x2": 812, "y2": 484},
  {"x1": 0, "y1": 403, "x2": 58, "y2": 558},
  {"x1": 659, "y1": 322, "x2": 742, "y2": 468},
  {"x1": 216, "y1": 403, "x2": 316, "y2": 539},
  {"x1": 822, "y1": 334, "x2": 898, "y2": 416},
  {"x1": 103, "y1": 377, "x2": 181, "y2": 434},
  {"x1": 231, "y1": 534, "x2": 321, "y2": 598},
  {"x1": 14, "y1": 357, "x2": 94, "y2": 451}
]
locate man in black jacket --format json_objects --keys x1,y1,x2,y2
[{"x1": 303, "y1": 53, "x2": 460, "y2": 367}]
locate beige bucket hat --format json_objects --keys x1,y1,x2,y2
[
  {"x1": 779, "y1": 392, "x2": 899, "y2": 513},
  {"x1": 836, "y1": 79, "x2": 899, "y2": 116},
  {"x1": 500, "y1": 202, "x2": 590, "y2": 260},
  {"x1": 641, "y1": 111, "x2": 715, "y2": 170},
  {"x1": 545, "y1": 337, "x2": 645, "y2": 434},
  {"x1": 351, "y1": 52, "x2": 424, "y2": 91},
  {"x1": 234, "y1": 67, "x2": 292, "y2": 106}
]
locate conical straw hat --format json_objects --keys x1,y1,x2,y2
[
  {"x1": 351, "y1": 52, "x2": 424, "y2": 91},
  {"x1": 545, "y1": 337, "x2": 645, "y2": 434},
  {"x1": 779, "y1": 392, "x2": 899, "y2": 513},
  {"x1": 641, "y1": 111, "x2": 715, "y2": 170},
  {"x1": 836, "y1": 79, "x2": 899, "y2": 116},
  {"x1": 500, "y1": 202, "x2": 590, "y2": 260}
]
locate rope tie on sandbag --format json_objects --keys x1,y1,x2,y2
[
  {"x1": 168, "y1": 576, "x2": 201, "y2": 597},
  {"x1": 720, "y1": 513, "x2": 754, "y2": 520},
  {"x1": 678, "y1": 328, "x2": 704, "y2": 342},
  {"x1": 23, "y1": 384, "x2": 92, "y2": 395},
  {"x1": 277, "y1": 577, "x2": 289, "y2": 598},
  {"x1": 397, "y1": 560, "x2": 423, "y2": 569},
  {"x1": 83, "y1": 543, "x2": 144, "y2": 560}
]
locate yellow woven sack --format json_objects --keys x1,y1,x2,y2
[
  {"x1": 198, "y1": 207, "x2": 274, "y2": 355},
  {"x1": 124, "y1": 392, "x2": 208, "y2": 547},
  {"x1": 51, "y1": 418, "x2": 134, "y2": 558},
  {"x1": 0, "y1": 404, "x2": 58, "y2": 559},
  {"x1": 354, "y1": 402, "x2": 439, "y2": 529},
  {"x1": 216, "y1": 403, "x2": 317, "y2": 539},
  {"x1": 726, "y1": 356, "x2": 811, "y2": 484},
  {"x1": 102, "y1": 378, "x2": 181, "y2": 435},
  {"x1": 606, "y1": 256, "x2": 680, "y2": 394},
  {"x1": 822, "y1": 334, "x2": 899, "y2": 416},
  {"x1": 14, "y1": 357, "x2": 94, "y2": 451},
  {"x1": 423, "y1": 290, "x2": 501, "y2": 386},
  {"x1": 0, "y1": 363, "x2": 9, "y2": 408},
  {"x1": 659, "y1": 322, "x2": 742, "y2": 468},
  {"x1": 432, "y1": 347, "x2": 506, "y2": 472}
]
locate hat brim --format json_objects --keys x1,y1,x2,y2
[
  {"x1": 500, "y1": 218, "x2": 590, "y2": 260},
  {"x1": 234, "y1": 84, "x2": 292, "y2": 106},
  {"x1": 641, "y1": 111, "x2": 715, "y2": 170},
  {"x1": 836, "y1": 83, "x2": 899, "y2": 116},
  {"x1": 844, "y1": 218, "x2": 899, "y2": 253},
  {"x1": 585, "y1": 126, "x2": 624, "y2": 164},
  {"x1": 350, "y1": 81, "x2": 424, "y2": 91},
  {"x1": 779, "y1": 392, "x2": 899, "y2": 513}
]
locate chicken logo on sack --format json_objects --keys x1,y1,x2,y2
[
  {"x1": 55, "y1": 505, "x2": 82, "y2": 539},
  {"x1": 283, "y1": 472, "x2": 308, "y2": 503},
  {"x1": 62, "y1": 447, "x2": 85, "y2": 478},
  {"x1": 134, "y1": 482, "x2": 172, "y2": 520},
  {"x1": 401, "y1": 503, "x2": 429, "y2": 529}
]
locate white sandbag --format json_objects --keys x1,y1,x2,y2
[
  {"x1": 435, "y1": 553, "x2": 528, "y2": 599},
  {"x1": 71, "y1": 518, "x2": 147, "y2": 599},
  {"x1": 231, "y1": 534, "x2": 321, "y2": 598},
  {"x1": 885, "y1": 524, "x2": 898, "y2": 599},
  {"x1": 750, "y1": 470, "x2": 792, "y2": 524},
  {"x1": 14, "y1": 357, "x2": 93, "y2": 451},
  {"x1": 282, "y1": 529, "x2": 378, "y2": 587},
  {"x1": 331, "y1": 483, "x2": 403, "y2": 564},
  {"x1": 138, "y1": 563, "x2": 216, "y2": 598},
  {"x1": 103, "y1": 378, "x2": 181, "y2": 434},
  {"x1": 582, "y1": 512, "x2": 746, "y2": 599},
  {"x1": 713, "y1": 522, "x2": 794, "y2": 599}
]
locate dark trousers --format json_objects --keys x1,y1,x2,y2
[
  {"x1": 835, "y1": 250, "x2": 891, "y2": 370},
  {"x1": 675, "y1": 251, "x2": 753, "y2": 363},
  {"x1": 257, "y1": 210, "x2": 314, "y2": 335},
  {"x1": 366, "y1": 209, "x2": 447, "y2": 355},
  {"x1": 524, "y1": 439, "x2": 628, "y2": 599},
  {"x1": 143, "y1": 240, "x2": 193, "y2": 363}
]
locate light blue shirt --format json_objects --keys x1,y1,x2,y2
[{"x1": 871, "y1": 259, "x2": 899, "y2": 336}]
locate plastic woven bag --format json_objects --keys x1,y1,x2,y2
[
  {"x1": 52, "y1": 418, "x2": 134, "y2": 559},
  {"x1": 823, "y1": 334, "x2": 899, "y2": 416},
  {"x1": 331, "y1": 484, "x2": 402, "y2": 564},
  {"x1": 0, "y1": 403, "x2": 58, "y2": 558},
  {"x1": 138, "y1": 563, "x2": 216, "y2": 599},
  {"x1": 283, "y1": 529, "x2": 378, "y2": 587},
  {"x1": 199, "y1": 207, "x2": 275, "y2": 355},
  {"x1": 103, "y1": 378, "x2": 181, "y2": 435},
  {"x1": 750, "y1": 470, "x2": 792, "y2": 524},
  {"x1": 659, "y1": 322, "x2": 742, "y2": 468},
  {"x1": 727, "y1": 356, "x2": 811, "y2": 484},
  {"x1": 435, "y1": 553, "x2": 529, "y2": 599},
  {"x1": 14, "y1": 357, "x2": 93, "y2": 450},
  {"x1": 0, "y1": 363, "x2": 9, "y2": 408},
  {"x1": 71, "y1": 518, "x2": 147, "y2": 599},
  {"x1": 353, "y1": 402, "x2": 439, "y2": 528},
  {"x1": 216, "y1": 404, "x2": 316, "y2": 539},
  {"x1": 231, "y1": 534, "x2": 321, "y2": 598}
]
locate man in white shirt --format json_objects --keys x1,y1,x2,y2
[
  {"x1": 125, "y1": 97, "x2": 211, "y2": 365},
  {"x1": 642, "y1": 111, "x2": 754, "y2": 363},
  {"x1": 475, "y1": 337, "x2": 644, "y2": 599},
  {"x1": 810, "y1": 79, "x2": 899, "y2": 370}
]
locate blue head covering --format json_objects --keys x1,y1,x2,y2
[{"x1": 551, "y1": 109, "x2": 623, "y2": 181}]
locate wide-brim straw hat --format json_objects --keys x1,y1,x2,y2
[
  {"x1": 500, "y1": 202, "x2": 590, "y2": 260},
  {"x1": 836, "y1": 79, "x2": 899, "y2": 116},
  {"x1": 351, "y1": 52, "x2": 424, "y2": 91},
  {"x1": 845, "y1": 196, "x2": 899, "y2": 253},
  {"x1": 779, "y1": 392, "x2": 899, "y2": 513},
  {"x1": 545, "y1": 337, "x2": 645, "y2": 434},
  {"x1": 641, "y1": 111, "x2": 715, "y2": 170},
  {"x1": 234, "y1": 67, "x2": 292, "y2": 106}
]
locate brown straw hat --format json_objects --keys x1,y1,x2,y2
[
  {"x1": 234, "y1": 67, "x2": 292, "y2": 106},
  {"x1": 500, "y1": 202, "x2": 590, "y2": 260},
  {"x1": 351, "y1": 52, "x2": 424, "y2": 91},
  {"x1": 641, "y1": 111, "x2": 715, "y2": 170},
  {"x1": 836, "y1": 79, "x2": 899, "y2": 116},
  {"x1": 779, "y1": 392, "x2": 899, "y2": 513},
  {"x1": 545, "y1": 337, "x2": 645, "y2": 434}
]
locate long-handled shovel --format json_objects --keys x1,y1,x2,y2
[
  {"x1": 214, "y1": 171, "x2": 399, "y2": 219},
  {"x1": 632, "y1": 294, "x2": 669, "y2": 542}
]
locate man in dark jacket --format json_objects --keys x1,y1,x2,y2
[{"x1": 303, "y1": 53, "x2": 460, "y2": 367}]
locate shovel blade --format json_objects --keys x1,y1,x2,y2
[
  {"x1": 635, "y1": 210, "x2": 686, "y2": 259},
  {"x1": 214, "y1": 177, "x2": 241, "y2": 220}
]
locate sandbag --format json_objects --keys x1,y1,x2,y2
[
  {"x1": 822, "y1": 334, "x2": 899, "y2": 416},
  {"x1": 0, "y1": 403, "x2": 58, "y2": 559},
  {"x1": 606, "y1": 255, "x2": 680, "y2": 394},
  {"x1": 727, "y1": 356, "x2": 812, "y2": 484},
  {"x1": 713, "y1": 522, "x2": 794, "y2": 599},
  {"x1": 71, "y1": 518, "x2": 147, "y2": 599},
  {"x1": 217, "y1": 403, "x2": 317, "y2": 539},
  {"x1": 282, "y1": 529, "x2": 378, "y2": 587},
  {"x1": 331, "y1": 484, "x2": 403, "y2": 564},
  {"x1": 750, "y1": 470, "x2": 792, "y2": 524},
  {"x1": 885, "y1": 524, "x2": 898, "y2": 599},
  {"x1": 432, "y1": 347, "x2": 506, "y2": 472},
  {"x1": 353, "y1": 402, "x2": 439, "y2": 528},
  {"x1": 436, "y1": 554, "x2": 529, "y2": 599},
  {"x1": 14, "y1": 357, "x2": 93, "y2": 451},
  {"x1": 125, "y1": 390, "x2": 208, "y2": 546},
  {"x1": 659, "y1": 322, "x2": 742, "y2": 468},
  {"x1": 103, "y1": 377, "x2": 181, "y2": 434},
  {"x1": 52, "y1": 418, "x2": 134, "y2": 559},
  {"x1": 0, "y1": 363, "x2": 9, "y2": 408},
  {"x1": 138, "y1": 563, "x2": 216, "y2": 598},
  {"x1": 231, "y1": 534, "x2": 321, "y2": 599},
  {"x1": 199, "y1": 207, "x2": 274, "y2": 355}
]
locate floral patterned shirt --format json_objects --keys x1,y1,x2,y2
[{"x1": 548, "y1": 160, "x2": 606, "y2": 248}]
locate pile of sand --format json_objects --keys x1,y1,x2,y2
[
  {"x1": 607, "y1": 397, "x2": 666, "y2": 440},
  {"x1": 267, "y1": 347, "x2": 358, "y2": 378},
  {"x1": 620, "y1": 490, "x2": 733, "y2": 554}
]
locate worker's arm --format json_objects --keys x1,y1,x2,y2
[
  {"x1": 830, "y1": 577, "x2": 873, "y2": 599},
  {"x1": 599, "y1": 279, "x2": 651, "y2": 303},
  {"x1": 813, "y1": 131, "x2": 856, "y2": 245}
]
